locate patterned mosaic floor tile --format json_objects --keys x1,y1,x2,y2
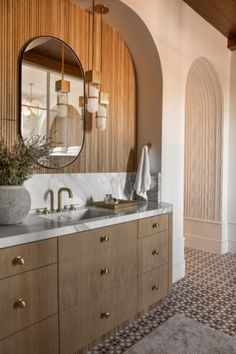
[{"x1": 88, "y1": 248, "x2": 236, "y2": 354}]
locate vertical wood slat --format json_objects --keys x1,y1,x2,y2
[
  {"x1": 0, "y1": 0, "x2": 136, "y2": 173},
  {"x1": 184, "y1": 58, "x2": 223, "y2": 222}
]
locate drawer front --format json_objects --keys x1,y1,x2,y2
[
  {"x1": 138, "y1": 231, "x2": 168, "y2": 275},
  {"x1": 0, "y1": 315, "x2": 59, "y2": 354},
  {"x1": 138, "y1": 265, "x2": 168, "y2": 312},
  {"x1": 0, "y1": 264, "x2": 58, "y2": 340},
  {"x1": 138, "y1": 214, "x2": 168, "y2": 238},
  {"x1": 0, "y1": 238, "x2": 57, "y2": 279},
  {"x1": 60, "y1": 279, "x2": 137, "y2": 354},
  {"x1": 59, "y1": 221, "x2": 137, "y2": 310}
]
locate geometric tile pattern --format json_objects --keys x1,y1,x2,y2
[{"x1": 88, "y1": 248, "x2": 236, "y2": 354}]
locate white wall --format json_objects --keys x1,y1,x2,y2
[
  {"x1": 228, "y1": 51, "x2": 236, "y2": 253},
  {"x1": 120, "y1": 0, "x2": 231, "y2": 278}
]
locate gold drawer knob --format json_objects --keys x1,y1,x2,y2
[
  {"x1": 13, "y1": 256, "x2": 25, "y2": 266},
  {"x1": 100, "y1": 267, "x2": 109, "y2": 275},
  {"x1": 100, "y1": 236, "x2": 110, "y2": 243},
  {"x1": 152, "y1": 249, "x2": 160, "y2": 256},
  {"x1": 14, "y1": 298, "x2": 26, "y2": 309},
  {"x1": 152, "y1": 222, "x2": 160, "y2": 229},
  {"x1": 152, "y1": 284, "x2": 159, "y2": 291},
  {"x1": 101, "y1": 311, "x2": 110, "y2": 319}
]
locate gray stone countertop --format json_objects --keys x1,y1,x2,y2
[{"x1": 0, "y1": 202, "x2": 173, "y2": 249}]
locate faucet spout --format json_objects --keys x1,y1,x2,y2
[{"x1": 57, "y1": 187, "x2": 73, "y2": 212}]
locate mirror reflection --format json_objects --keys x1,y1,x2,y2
[{"x1": 20, "y1": 36, "x2": 85, "y2": 168}]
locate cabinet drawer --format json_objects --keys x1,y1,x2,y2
[
  {"x1": 138, "y1": 231, "x2": 168, "y2": 275},
  {"x1": 0, "y1": 264, "x2": 57, "y2": 340},
  {"x1": 0, "y1": 315, "x2": 58, "y2": 354},
  {"x1": 0, "y1": 238, "x2": 57, "y2": 279},
  {"x1": 59, "y1": 221, "x2": 137, "y2": 309},
  {"x1": 138, "y1": 214, "x2": 168, "y2": 238},
  {"x1": 60, "y1": 279, "x2": 137, "y2": 354},
  {"x1": 138, "y1": 265, "x2": 168, "y2": 312}
]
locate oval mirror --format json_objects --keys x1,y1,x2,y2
[{"x1": 19, "y1": 36, "x2": 85, "y2": 168}]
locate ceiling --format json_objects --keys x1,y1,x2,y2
[{"x1": 183, "y1": 0, "x2": 236, "y2": 50}]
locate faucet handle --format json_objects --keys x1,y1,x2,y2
[
  {"x1": 56, "y1": 208, "x2": 64, "y2": 213},
  {"x1": 69, "y1": 204, "x2": 76, "y2": 211},
  {"x1": 37, "y1": 207, "x2": 49, "y2": 215}
]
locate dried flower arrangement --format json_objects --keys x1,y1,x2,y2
[{"x1": 0, "y1": 136, "x2": 51, "y2": 186}]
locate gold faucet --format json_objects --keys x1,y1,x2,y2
[{"x1": 57, "y1": 187, "x2": 73, "y2": 212}]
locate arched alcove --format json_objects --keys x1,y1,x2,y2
[
  {"x1": 77, "y1": 0, "x2": 163, "y2": 174},
  {"x1": 184, "y1": 57, "x2": 223, "y2": 222}
]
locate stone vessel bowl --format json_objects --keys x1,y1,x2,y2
[{"x1": 0, "y1": 186, "x2": 31, "y2": 225}]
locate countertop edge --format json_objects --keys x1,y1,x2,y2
[{"x1": 0, "y1": 204, "x2": 173, "y2": 249}]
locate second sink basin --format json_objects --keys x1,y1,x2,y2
[{"x1": 38, "y1": 207, "x2": 114, "y2": 224}]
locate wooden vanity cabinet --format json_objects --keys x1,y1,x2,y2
[
  {"x1": 0, "y1": 212, "x2": 172, "y2": 354},
  {"x1": 59, "y1": 213, "x2": 172, "y2": 353},
  {"x1": 58, "y1": 221, "x2": 138, "y2": 354},
  {"x1": 137, "y1": 214, "x2": 172, "y2": 313},
  {"x1": 0, "y1": 239, "x2": 58, "y2": 354}
]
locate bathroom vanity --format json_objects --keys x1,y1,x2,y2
[{"x1": 0, "y1": 202, "x2": 172, "y2": 354}]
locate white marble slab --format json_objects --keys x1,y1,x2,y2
[
  {"x1": 0, "y1": 202, "x2": 172, "y2": 248},
  {"x1": 24, "y1": 172, "x2": 136, "y2": 212}
]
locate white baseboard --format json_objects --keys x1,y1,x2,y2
[
  {"x1": 184, "y1": 218, "x2": 224, "y2": 254},
  {"x1": 172, "y1": 235, "x2": 185, "y2": 282},
  {"x1": 173, "y1": 260, "x2": 185, "y2": 283},
  {"x1": 228, "y1": 223, "x2": 236, "y2": 253},
  {"x1": 185, "y1": 234, "x2": 223, "y2": 254}
]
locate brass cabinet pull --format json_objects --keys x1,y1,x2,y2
[
  {"x1": 152, "y1": 285, "x2": 159, "y2": 291},
  {"x1": 101, "y1": 311, "x2": 110, "y2": 319},
  {"x1": 100, "y1": 236, "x2": 110, "y2": 243},
  {"x1": 13, "y1": 256, "x2": 25, "y2": 266},
  {"x1": 152, "y1": 249, "x2": 160, "y2": 256},
  {"x1": 152, "y1": 222, "x2": 160, "y2": 229},
  {"x1": 14, "y1": 298, "x2": 26, "y2": 309},
  {"x1": 100, "y1": 267, "x2": 109, "y2": 275}
]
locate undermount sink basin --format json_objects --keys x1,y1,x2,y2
[{"x1": 38, "y1": 207, "x2": 114, "y2": 224}]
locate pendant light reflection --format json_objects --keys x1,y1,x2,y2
[
  {"x1": 22, "y1": 83, "x2": 42, "y2": 119},
  {"x1": 55, "y1": 44, "x2": 70, "y2": 118}
]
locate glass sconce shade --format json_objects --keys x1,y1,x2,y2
[
  {"x1": 57, "y1": 92, "x2": 68, "y2": 118},
  {"x1": 96, "y1": 104, "x2": 107, "y2": 130},
  {"x1": 87, "y1": 83, "x2": 99, "y2": 113}
]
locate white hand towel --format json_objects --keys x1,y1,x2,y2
[{"x1": 134, "y1": 146, "x2": 151, "y2": 200}]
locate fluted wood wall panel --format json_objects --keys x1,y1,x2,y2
[
  {"x1": 0, "y1": 0, "x2": 136, "y2": 173},
  {"x1": 184, "y1": 57, "x2": 223, "y2": 222}
]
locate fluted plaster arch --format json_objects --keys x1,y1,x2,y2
[{"x1": 184, "y1": 57, "x2": 223, "y2": 222}]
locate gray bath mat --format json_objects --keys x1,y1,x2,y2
[{"x1": 124, "y1": 314, "x2": 236, "y2": 354}]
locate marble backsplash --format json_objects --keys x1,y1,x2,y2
[{"x1": 24, "y1": 172, "x2": 160, "y2": 212}]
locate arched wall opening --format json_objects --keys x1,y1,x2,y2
[
  {"x1": 184, "y1": 57, "x2": 224, "y2": 253},
  {"x1": 77, "y1": 0, "x2": 163, "y2": 175}
]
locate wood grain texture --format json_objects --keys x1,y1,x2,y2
[
  {"x1": 138, "y1": 264, "x2": 168, "y2": 313},
  {"x1": 59, "y1": 221, "x2": 137, "y2": 310},
  {"x1": 138, "y1": 214, "x2": 169, "y2": 238},
  {"x1": 0, "y1": 264, "x2": 57, "y2": 340},
  {"x1": 183, "y1": 0, "x2": 236, "y2": 42},
  {"x1": 138, "y1": 231, "x2": 168, "y2": 275},
  {"x1": 60, "y1": 279, "x2": 137, "y2": 354},
  {"x1": 184, "y1": 57, "x2": 223, "y2": 222},
  {"x1": 0, "y1": 238, "x2": 57, "y2": 279},
  {"x1": 0, "y1": 0, "x2": 136, "y2": 173},
  {"x1": 0, "y1": 315, "x2": 59, "y2": 354}
]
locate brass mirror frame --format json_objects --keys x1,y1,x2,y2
[{"x1": 18, "y1": 35, "x2": 85, "y2": 169}]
